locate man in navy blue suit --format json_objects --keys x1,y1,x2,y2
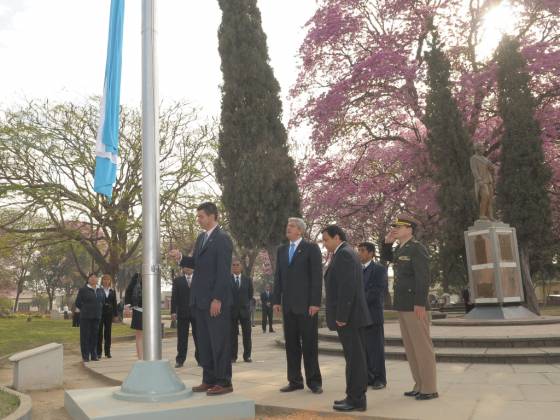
[
  {"x1": 170, "y1": 202, "x2": 233, "y2": 396},
  {"x1": 358, "y1": 242, "x2": 388, "y2": 389}
]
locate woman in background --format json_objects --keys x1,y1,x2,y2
[
  {"x1": 125, "y1": 272, "x2": 143, "y2": 359},
  {"x1": 75, "y1": 273, "x2": 105, "y2": 362},
  {"x1": 98, "y1": 274, "x2": 118, "y2": 358}
]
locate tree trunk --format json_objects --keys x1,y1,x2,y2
[
  {"x1": 13, "y1": 289, "x2": 21, "y2": 312},
  {"x1": 519, "y1": 246, "x2": 540, "y2": 315}
]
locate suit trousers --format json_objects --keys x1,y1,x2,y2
[
  {"x1": 231, "y1": 314, "x2": 252, "y2": 360},
  {"x1": 282, "y1": 310, "x2": 322, "y2": 388},
  {"x1": 364, "y1": 323, "x2": 387, "y2": 385},
  {"x1": 80, "y1": 318, "x2": 99, "y2": 360},
  {"x1": 398, "y1": 311, "x2": 437, "y2": 394},
  {"x1": 337, "y1": 326, "x2": 368, "y2": 405},
  {"x1": 195, "y1": 307, "x2": 232, "y2": 387},
  {"x1": 176, "y1": 316, "x2": 199, "y2": 364},
  {"x1": 262, "y1": 306, "x2": 273, "y2": 332},
  {"x1": 97, "y1": 312, "x2": 113, "y2": 356}
]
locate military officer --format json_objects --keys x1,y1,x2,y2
[{"x1": 381, "y1": 215, "x2": 438, "y2": 401}]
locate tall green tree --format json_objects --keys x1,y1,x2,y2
[
  {"x1": 215, "y1": 0, "x2": 301, "y2": 273},
  {"x1": 495, "y1": 36, "x2": 553, "y2": 315},
  {"x1": 423, "y1": 30, "x2": 477, "y2": 291}
]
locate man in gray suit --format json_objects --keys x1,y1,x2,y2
[
  {"x1": 323, "y1": 225, "x2": 371, "y2": 412},
  {"x1": 171, "y1": 202, "x2": 233, "y2": 396}
]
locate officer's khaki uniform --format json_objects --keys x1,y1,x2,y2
[{"x1": 381, "y1": 239, "x2": 437, "y2": 394}]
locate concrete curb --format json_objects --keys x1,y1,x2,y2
[{"x1": 1, "y1": 386, "x2": 32, "y2": 420}]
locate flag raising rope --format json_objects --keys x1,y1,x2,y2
[{"x1": 94, "y1": 0, "x2": 125, "y2": 200}]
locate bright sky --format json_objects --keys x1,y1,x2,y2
[{"x1": 0, "y1": 0, "x2": 318, "y2": 119}]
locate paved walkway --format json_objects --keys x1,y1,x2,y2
[{"x1": 85, "y1": 326, "x2": 560, "y2": 420}]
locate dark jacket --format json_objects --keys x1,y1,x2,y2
[
  {"x1": 362, "y1": 261, "x2": 388, "y2": 325},
  {"x1": 381, "y1": 239, "x2": 430, "y2": 311},
  {"x1": 190, "y1": 226, "x2": 233, "y2": 310},
  {"x1": 231, "y1": 274, "x2": 253, "y2": 319},
  {"x1": 260, "y1": 290, "x2": 273, "y2": 310},
  {"x1": 273, "y1": 239, "x2": 323, "y2": 314},
  {"x1": 171, "y1": 274, "x2": 193, "y2": 319},
  {"x1": 100, "y1": 288, "x2": 118, "y2": 318},
  {"x1": 124, "y1": 275, "x2": 142, "y2": 308},
  {"x1": 324, "y1": 243, "x2": 372, "y2": 331},
  {"x1": 76, "y1": 286, "x2": 105, "y2": 320}
]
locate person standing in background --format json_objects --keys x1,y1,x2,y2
[
  {"x1": 171, "y1": 256, "x2": 199, "y2": 368},
  {"x1": 358, "y1": 242, "x2": 388, "y2": 390},
  {"x1": 260, "y1": 284, "x2": 274, "y2": 333},
  {"x1": 76, "y1": 273, "x2": 105, "y2": 362},
  {"x1": 230, "y1": 259, "x2": 254, "y2": 363},
  {"x1": 97, "y1": 274, "x2": 118, "y2": 358}
]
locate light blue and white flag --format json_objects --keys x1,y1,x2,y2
[{"x1": 94, "y1": 0, "x2": 125, "y2": 200}]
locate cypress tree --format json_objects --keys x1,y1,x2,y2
[
  {"x1": 495, "y1": 36, "x2": 552, "y2": 314},
  {"x1": 423, "y1": 30, "x2": 477, "y2": 291},
  {"x1": 216, "y1": 0, "x2": 301, "y2": 271}
]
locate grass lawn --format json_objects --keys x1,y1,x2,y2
[
  {"x1": 0, "y1": 390, "x2": 19, "y2": 418},
  {"x1": 0, "y1": 318, "x2": 135, "y2": 358}
]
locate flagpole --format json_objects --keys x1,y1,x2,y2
[
  {"x1": 141, "y1": 0, "x2": 161, "y2": 362},
  {"x1": 113, "y1": 0, "x2": 189, "y2": 401}
]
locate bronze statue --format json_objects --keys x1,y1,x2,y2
[{"x1": 470, "y1": 144, "x2": 497, "y2": 220}]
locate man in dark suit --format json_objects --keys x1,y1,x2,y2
[
  {"x1": 323, "y1": 225, "x2": 372, "y2": 412},
  {"x1": 171, "y1": 202, "x2": 233, "y2": 396},
  {"x1": 273, "y1": 217, "x2": 323, "y2": 394},
  {"x1": 230, "y1": 259, "x2": 253, "y2": 363},
  {"x1": 358, "y1": 242, "x2": 388, "y2": 389},
  {"x1": 171, "y1": 256, "x2": 199, "y2": 368},
  {"x1": 260, "y1": 284, "x2": 274, "y2": 333}
]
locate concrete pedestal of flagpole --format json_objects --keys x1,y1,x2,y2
[{"x1": 64, "y1": 360, "x2": 255, "y2": 420}]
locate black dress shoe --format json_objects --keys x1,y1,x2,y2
[
  {"x1": 404, "y1": 390, "x2": 420, "y2": 397},
  {"x1": 175, "y1": 362, "x2": 184, "y2": 368},
  {"x1": 280, "y1": 384, "x2": 304, "y2": 392},
  {"x1": 416, "y1": 392, "x2": 439, "y2": 400},
  {"x1": 105, "y1": 354, "x2": 112, "y2": 359},
  {"x1": 371, "y1": 381, "x2": 386, "y2": 390},
  {"x1": 243, "y1": 358, "x2": 252, "y2": 363},
  {"x1": 310, "y1": 386, "x2": 323, "y2": 394},
  {"x1": 269, "y1": 329, "x2": 275, "y2": 333},
  {"x1": 334, "y1": 397, "x2": 347, "y2": 405},
  {"x1": 333, "y1": 401, "x2": 366, "y2": 412}
]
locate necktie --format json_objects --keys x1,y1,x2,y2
[
  {"x1": 236, "y1": 276, "x2": 240, "y2": 288},
  {"x1": 288, "y1": 242, "x2": 296, "y2": 263},
  {"x1": 202, "y1": 232, "x2": 209, "y2": 248},
  {"x1": 186, "y1": 275, "x2": 191, "y2": 287}
]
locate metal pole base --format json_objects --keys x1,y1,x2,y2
[{"x1": 113, "y1": 360, "x2": 192, "y2": 402}]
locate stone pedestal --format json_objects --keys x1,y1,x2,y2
[
  {"x1": 464, "y1": 219, "x2": 536, "y2": 320},
  {"x1": 65, "y1": 382, "x2": 255, "y2": 420},
  {"x1": 9, "y1": 342, "x2": 63, "y2": 391}
]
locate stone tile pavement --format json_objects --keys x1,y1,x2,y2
[{"x1": 85, "y1": 326, "x2": 560, "y2": 420}]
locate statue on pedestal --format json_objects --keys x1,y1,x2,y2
[{"x1": 470, "y1": 144, "x2": 498, "y2": 221}]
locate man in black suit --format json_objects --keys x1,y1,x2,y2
[
  {"x1": 273, "y1": 217, "x2": 323, "y2": 394},
  {"x1": 358, "y1": 242, "x2": 388, "y2": 389},
  {"x1": 230, "y1": 259, "x2": 253, "y2": 363},
  {"x1": 171, "y1": 202, "x2": 233, "y2": 396},
  {"x1": 171, "y1": 256, "x2": 199, "y2": 368},
  {"x1": 323, "y1": 225, "x2": 372, "y2": 412},
  {"x1": 260, "y1": 284, "x2": 274, "y2": 333}
]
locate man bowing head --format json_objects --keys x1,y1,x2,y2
[{"x1": 322, "y1": 225, "x2": 371, "y2": 412}]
